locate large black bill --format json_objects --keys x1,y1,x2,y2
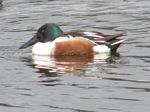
[{"x1": 19, "y1": 35, "x2": 38, "y2": 49}]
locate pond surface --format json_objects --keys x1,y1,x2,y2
[{"x1": 0, "y1": 0, "x2": 150, "y2": 112}]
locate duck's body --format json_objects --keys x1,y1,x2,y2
[
  {"x1": 32, "y1": 37, "x2": 111, "y2": 56},
  {"x1": 20, "y1": 23, "x2": 125, "y2": 56}
]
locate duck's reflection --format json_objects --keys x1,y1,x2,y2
[
  {"x1": 21, "y1": 53, "x2": 121, "y2": 86},
  {"x1": 32, "y1": 55, "x2": 93, "y2": 77},
  {"x1": 31, "y1": 53, "x2": 110, "y2": 77}
]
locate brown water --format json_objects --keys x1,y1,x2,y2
[{"x1": 0, "y1": 0, "x2": 150, "y2": 112}]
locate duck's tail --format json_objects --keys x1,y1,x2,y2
[{"x1": 110, "y1": 39, "x2": 126, "y2": 54}]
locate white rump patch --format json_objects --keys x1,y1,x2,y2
[{"x1": 93, "y1": 45, "x2": 110, "y2": 54}]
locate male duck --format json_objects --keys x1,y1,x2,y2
[{"x1": 19, "y1": 23, "x2": 125, "y2": 56}]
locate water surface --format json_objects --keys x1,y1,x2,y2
[{"x1": 0, "y1": 0, "x2": 150, "y2": 112}]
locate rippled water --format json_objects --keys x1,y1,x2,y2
[{"x1": 0, "y1": 0, "x2": 150, "y2": 112}]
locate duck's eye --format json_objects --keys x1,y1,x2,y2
[
  {"x1": 36, "y1": 33, "x2": 43, "y2": 42},
  {"x1": 41, "y1": 30, "x2": 45, "y2": 33}
]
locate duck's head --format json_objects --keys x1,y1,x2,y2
[{"x1": 19, "y1": 23, "x2": 63, "y2": 49}]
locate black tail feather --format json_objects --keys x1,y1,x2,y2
[
  {"x1": 104, "y1": 33, "x2": 126, "y2": 41},
  {"x1": 110, "y1": 39, "x2": 125, "y2": 54},
  {"x1": 111, "y1": 43, "x2": 121, "y2": 54}
]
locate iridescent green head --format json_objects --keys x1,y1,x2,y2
[{"x1": 19, "y1": 23, "x2": 63, "y2": 49}]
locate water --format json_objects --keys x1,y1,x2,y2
[{"x1": 0, "y1": 0, "x2": 150, "y2": 112}]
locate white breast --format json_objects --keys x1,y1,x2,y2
[
  {"x1": 32, "y1": 42, "x2": 54, "y2": 55},
  {"x1": 32, "y1": 37, "x2": 70, "y2": 55}
]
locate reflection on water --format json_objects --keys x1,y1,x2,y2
[
  {"x1": 28, "y1": 53, "x2": 112, "y2": 77},
  {"x1": 20, "y1": 53, "x2": 122, "y2": 87},
  {"x1": 19, "y1": 51, "x2": 123, "y2": 79}
]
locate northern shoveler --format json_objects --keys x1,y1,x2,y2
[{"x1": 19, "y1": 23, "x2": 125, "y2": 56}]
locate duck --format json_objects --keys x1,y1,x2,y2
[{"x1": 19, "y1": 23, "x2": 125, "y2": 56}]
